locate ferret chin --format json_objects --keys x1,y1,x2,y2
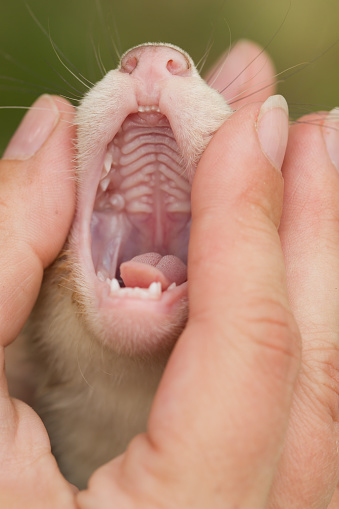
[{"x1": 6, "y1": 42, "x2": 232, "y2": 489}]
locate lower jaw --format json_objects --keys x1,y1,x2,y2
[{"x1": 73, "y1": 265, "x2": 189, "y2": 357}]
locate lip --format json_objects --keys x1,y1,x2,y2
[{"x1": 96, "y1": 279, "x2": 188, "y2": 314}]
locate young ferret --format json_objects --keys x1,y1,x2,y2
[{"x1": 6, "y1": 43, "x2": 233, "y2": 488}]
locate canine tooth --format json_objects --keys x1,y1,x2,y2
[
  {"x1": 138, "y1": 106, "x2": 145, "y2": 112},
  {"x1": 167, "y1": 282, "x2": 177, "y2": 290},
  {"x1": 148, "y1": 281, "x2": 161, "y2": 297},
  {"x1": 100, "y1": 177, "x2": 110, "y2": 192},
  {"x1": 110, "y1": 278, "x2": 120, "y2": 292},
  {"x1": 103, "y1": 152, "x2": 113, "y2": 176}
]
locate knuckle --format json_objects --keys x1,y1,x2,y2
[
  {"x1": 303, "y1": 337, "x2": 339, "y2": 424},
  {"x1": 237, "y1": 297, "x2": 301, "y2": 380},
  {"x1": 236, "y1": 170, "x2": 283, "y2": 230}
]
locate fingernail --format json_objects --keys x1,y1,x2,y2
[
  {"x1": 257, "y1": 95, "x2": 289, "y2": 171},
  {"x1": 323, "y1": 108, "x2": 339, "y2": 171},
  {"x1": 3, "y1": 95, "x2": 60, "y2": 160}
]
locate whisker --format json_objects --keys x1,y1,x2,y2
[
  {"x1": 59, "y1": 95, "x2": 81, "y2": 103},
  {"x1": 91, "y1": 36, "x2": 105, "y2": 77},
  {"x1": 228, "y1": 40, "x2": 338, "y2": 108},
  {"x1": 203, "y1": 19, "x2": 232, "y2": 84},
  {"x1": 25, "y1": 3, "x2": 93, "y2": 90},
  {"x1": 0, "y1": 49, "x2": 73, "y2": 93},
  {"x1": 0, "y1": 74, "x2": 78, "y2": 99},
  {"x1": 292, "y1": 118, "x2": 335, "y2": 129},
  {"x1": 226, "y1": 62, "x2": 307, "y2": 107},
  {"x1": 43, "y1": 59, "x2": 84, "y2": 98},
  {"x1": 94, "y1": 0, "x2": 121, "y2": 63},
  {"x1": 229, "y1": 81, "x2": 280, "y2": 106},
  {"x1": 109, "y1": 15, "x2": 122, "y2": 61},
  {"x1": 196, "y1": 20, "x2": 216, "y2": 74},
  {"x1": 197, "y1": 38, "x2": 214, "y2": 76},
  {"x1": 90, "y1": 36, "x2": 106, "y2": 78},
  {"x1": 47, "y1": 33, "x2": 91, "y2": 91},
  {"x1": 100, "y1": 346, "x2": 113, "y2": 376},
  {"x1": 0, "y1": 106, "x2": 78, "y2": 125},
  {"x1": 273, "y1": 38, "x2": 339, "y2": 85},
  {"x1": 219, "y1": 0, "x2": 292, "y2": 96},
  {"x1": 76, "y1": 341, "x2": 94, "y2": 390},
  {"x1": 289, "y1": 104, "x2": 328, "y2": 112},
  {"x1": 0, "y1": 105, "x2": 62, "y2": 111},
  {"x1": 97, "y1": 45, "x2": 108, "y2": 75}
]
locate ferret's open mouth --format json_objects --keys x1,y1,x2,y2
[
  {"x1": 90, "y1": 108, "x2": 191, "y2": 304},
  {"x1": 71, "y1": 43, "x2": 231, "y2": 351},
  {"x1": 72, "y1": 42, "x2": 231, "y2": 348}
]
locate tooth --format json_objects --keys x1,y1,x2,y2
[
  {"x1": 134, "y1": 287, "x2": 146, "y2": 297},
  {"x1": 103, "y1": 152, "x2": 113, "y2": 176},
  {"x1": 110, "y1": 278, "x2": 120, "y2": 292},
  {"x1": 167, "y1": 282, "x2": 177, "y2": 290},
  {"x1": 138, "y1": 106, "x2": 145, "y2": 112},
  {"x1": 148, "y1": 281, "x2": 161, "y2": 297},
  {"x1": 119, "y1": 288, "x2": 133, "y2": 297},
  {"x1": 97, "y1": 271, "x2": 105, "y2": 282},
  {"x1": 100, "y1": 177, "x2": 110, "y2": 192}
]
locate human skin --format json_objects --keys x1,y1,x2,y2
[{"x1": 1, "y1": 41, "x2": 339, "y2": 508}]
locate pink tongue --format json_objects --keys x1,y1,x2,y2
[{"x1": 120, "y1": 252, "x2": 187, "y2": 290}]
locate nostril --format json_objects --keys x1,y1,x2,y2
[
  {"x1": 120, "y1": 56, "x2": 138, "y2": 74},
  {"x1": 166, "y1": 58, "x2": 189, "y2": 76}
]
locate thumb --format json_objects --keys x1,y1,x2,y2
[{"x1": 0, "y1": 94, "x2": 76, "y2": 346}]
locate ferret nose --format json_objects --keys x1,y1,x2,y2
[{"x1": 119, "y1": 44, "x2": 192, "y2": 79}]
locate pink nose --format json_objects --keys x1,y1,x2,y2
[{"x1": 119, "y1": 44, "x2": 192, "y2": 79}]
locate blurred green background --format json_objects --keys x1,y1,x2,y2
[{"x1": 0, "y1": 0, "x2": 338, "y2": 153}]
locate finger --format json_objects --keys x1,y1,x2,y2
[
  {"x1": 0, "y1": 95, "x2": 76, "y2": 346},
  {"x1": 204, "y1": 40, "x2": 277, "y2": 109},
  {"x1": 329, "y1": 485, "x2": 339, "y2": 508},
  {"x1": 270, "y1": 110, "x2": 339, "y2": 506},
  {"x1": 149, "y1": 97, "x2": 296, "y2": 506},
  {"x1": 0, "y1": 95, "x2": 77, "y2": 506},
  {"x1": 79, "y1": 97, "x2": 298, "y2": 509}
]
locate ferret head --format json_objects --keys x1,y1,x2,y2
[{"x1": 56, "y1": 43, "x2": 232, "y2": 358}]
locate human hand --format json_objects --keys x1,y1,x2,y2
[{"x1": 76, "y1": 84, "x2": 339, "y2": 508}]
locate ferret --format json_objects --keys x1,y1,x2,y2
[{"x1": 6, "y1": 43, "x2": 232, "y2": 488}]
